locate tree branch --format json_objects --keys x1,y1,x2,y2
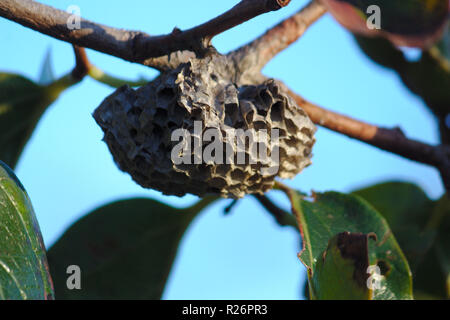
[
  {"x1": 134, "y1": 0, "x2": 292, "y2": 60},
  {"x1": 229, "y1": 0, "x2": 327, "y2": 71},
  {"x1": 3, "y1": 0, "x2": 446, "y2": 189},
  {"x1": 71, "y1": 46, "x2": 91, "y2": 81},
  {"x1": 0, "y1": 0, "x2": 291, "y2": 71},
  {"x1": 287, "y1": 89, "x2": 450, "y2": 190}
]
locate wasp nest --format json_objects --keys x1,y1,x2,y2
[{"x1": 94, "y1": 55, "x2": 315, "y2": 198}]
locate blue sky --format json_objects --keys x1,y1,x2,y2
[{"x1": 0, "y1": 0, "x2": 444, "y2": 299}]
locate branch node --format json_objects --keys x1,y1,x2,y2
[
  {"x1": 71, "y1": 46, "x2": 91, "y2": 81},
  {"x1": 276, "y1": 0, "x2": 292, "y2": 8},
  {"x1": 0, "y1": 0, "x2": 294, "y2": 71}
]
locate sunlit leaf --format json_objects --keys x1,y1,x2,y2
[
  {"x1": 0, "y1": 161, "x2": 54, "y2": 300},
  {"x1": 284, "y1": 190, "x2": 413, "y2": 300}
]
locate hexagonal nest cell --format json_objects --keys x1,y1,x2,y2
[{"x1": 93, "y1": 55, "x2": 315, "y2": 198}]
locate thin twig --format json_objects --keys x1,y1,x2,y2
[
  {"x1": 253, "y1": 194, "x2": 298, "y2": 228},
  {"x1": 70, "y1": 46, "x2": 153, "y2": 88},
  {"x1": 224, "y1": 199, "x2": 239, "y2": 214},
  {"x1": 229, "y1": 0, "x2": 326, "y2": 71},
  {"x1": 287, "y1": 89, "x2": 450, "y2": 190},
  {"x1": 2, "y1": 0, "x2": 447, "y2": 189},
  {"x1": 0, "y1": 0, "x2": 291, "y2": 71},
  {"x1": 71, "y1": 46, "x2": 91, "y2": 80},
  {"x1": 135, "y1": 0, "x2": 292, "y2": 59}
]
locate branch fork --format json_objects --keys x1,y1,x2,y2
[{"x1": 1, "y1": 0, "x2": 448, "y2": 190}]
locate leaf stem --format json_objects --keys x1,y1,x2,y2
[
  {"x1": 184, "y1": 196, "x2": 220, "y2": 215},
  {"x1": 88, "y1": 66, "x2": 150, "y2": 88},
  {"x1": 253, "y1": 194, "x2": 298, "y2": 229}
]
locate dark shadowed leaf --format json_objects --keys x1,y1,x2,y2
[
  {"x1": 435, "y1": 24, "x2": 450, "y2": 63},
  {"x1": 413, "y1": 210, "x2": 449, "y2": 300},
  {"x1": 353, "y1": 182, "x2": 435, "y2": 271},
  {"x1": 284, "y1": 190, "x2": 413, "y2": 300},
  {"x1": 323, "y1": 0, "x2": 449, "y2": 48},
  {"x1": 0, "y1": 161, "x2": 54, "y2": 300},
  {"x1": 431, "y1": 195, "x2": 450, "y2": 298},
  {"x1": 354, "y1": 182, "x2": 449, "y2": 299},
  {"x1": 354, "y1": 34, "x2": 450, "y2": 142},
  {"x1": 47, "y1": 197, "x2": 216, "y2": 300}
]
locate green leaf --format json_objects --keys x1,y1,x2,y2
[
  {"x1": 353, "y1": 34, "x2": 450, "y2": 142},
  {"x1": 285, "y1": 190, "x2": 413, "y2": 300},
  {"x1": 353, "y1": 182, "x2": 435, "y2": 271},
  {"x1": 311, "y1": 232, "x2": 375, "y2": 300},
  {"x1": 411, "y1": 193, "x2": 449, "y2": 299},
  {"x1": 0, "y1": 160, "x2": 54, "y2": 300},
  {"x1": 38, "y1": 48, "x2": 55, "y2": 85},
  {"x1": 354, "y1": 35, "x2": 450, "y2": 113},
  {"x1": 0, "y1": 51, "x2": 82, "y2": 168},
  {"x1": 352, "y1": 182, "x2": 432, "y2": 227},
  {"x1": 0, "y1": 73, "x2": 48, "y2": 168},
  {"x1": 354, "y1": 182, "x2": 450, "y2": 299},
  {"x1": 47, "y1": 197, "x2": 216, "y2": 300},
  {"x1": 354, "y1": 35, "x2": 407, "y2": 71},
  {"x1": 432, "y1": 195, "x2": 450, "y2": 298},
  {"x1": 0, "y1": 71, "x2": 78, "y2": 169},
  {"x1": 435, "y1": 24, "x2": 450, "y2": 64}
]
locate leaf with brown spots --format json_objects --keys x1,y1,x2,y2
[
  {"x1": 354, "y1": 182, "x2": 450, "y2": 299},
  {"x1": 311, "y1": 232, "x2": 377, "y2": 299},
  {"x1": 283, "y1": 190, "x2": 413, "y2": 300}
]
